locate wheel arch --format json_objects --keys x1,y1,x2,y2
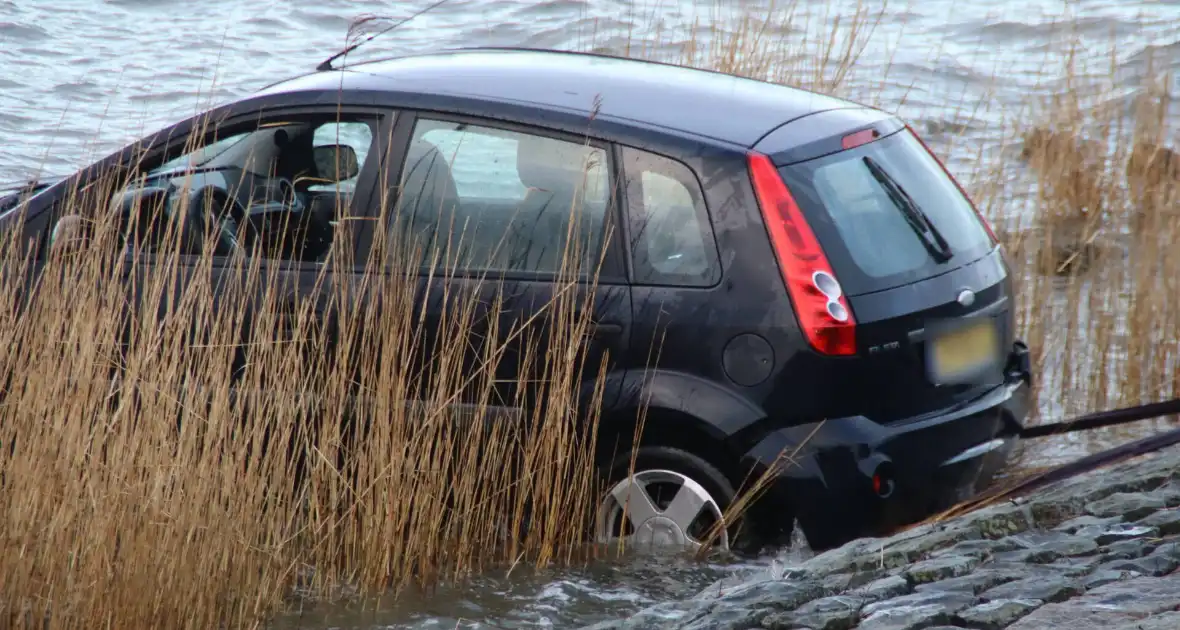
[{"x1": 595, "y1": 369, "x2": 769, "y2": 480}]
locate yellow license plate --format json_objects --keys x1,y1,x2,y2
[{"x1": 928, "y1": 319, "x2": 1000, "y2": 384}]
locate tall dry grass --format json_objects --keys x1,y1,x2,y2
[
  {"x1": 0, "y1": 111, "x2": 617, "y2": 629},
  {"x1": 967, "y1": 45, "x2": 1180, "y2": 465}
]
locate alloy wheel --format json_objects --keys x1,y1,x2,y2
[{"x1": 595, "y1": 469, "x2": 729, "y2": 552}]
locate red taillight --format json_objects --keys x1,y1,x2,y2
[
  {"x1": 747, "y1": 152, "x2": 856, "y2": 356},
  {"x1": 906, "y1": 125, "x2": 999, "y2": 245}
]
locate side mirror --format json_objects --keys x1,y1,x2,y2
[
  {"x1": 49, "y1": 214, "x2": 88, "y2": 257},
  {"x1": 312, "y1": 144, "x2": 360, "y2": 184}
]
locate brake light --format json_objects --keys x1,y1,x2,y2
[
  {"x1": 747, "y1": 152, "x2": 856, "y2": 356},
  {"x1": 906, "y1": 125, "x2": 999, "y2": 245},
  {"x1": 841, "y1": 128, "x2": 880, "y2": 150}
]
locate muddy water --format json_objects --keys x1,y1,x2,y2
[{"x1": 4, "y1": 0, "x2": 1180, "y2": 627}]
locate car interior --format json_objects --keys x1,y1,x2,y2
[
  {"x1": 114, "y1": 120, "x2": 366, "y2": 263},
  {"x1": 112, "y1": 116, "x2": 619, "y2": 277},
  {"x1": 391, "y1": 131, "x2": 610, "y2": 276}
]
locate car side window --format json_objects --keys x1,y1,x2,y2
[
  {"x1": 420, "y1": 129, "x2": 529, "y2": 201},
  {"x1": 119, "y1": 114, "x2": 383, "y2": 264},
  {"x1": 621, "y1": 147, "x2": 720, "y2": 286},
  {"x1": 387, "y1": 117, "x2": 613, "y2": 277}
]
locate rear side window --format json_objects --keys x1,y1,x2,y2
[
  {"x1": 388, "y1": 117, "x2": 613, "y2": 276},
  {"x1": 419, "y1": 128, "x2": 528, "y2": 200},
  {"x1": 776, "y1": 129, "x2": 993, "y2": 296},
  {"x1": 621, "y1": 147, "x2": 720, "y2": 287}
]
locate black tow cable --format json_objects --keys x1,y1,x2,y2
[
  {"x1": 926, "y1": 396, "x2": 1180, "y2": 523},
  {"x1": 930, "y1": 423, "x2": 1180, "y2": 524},
  {"x1": 1018, "y1": 396, "x2": 1180, "y2": 439}
]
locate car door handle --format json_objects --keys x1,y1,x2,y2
[{"x1": 591, "y1": 321, "x2": 624, "y2": 337}]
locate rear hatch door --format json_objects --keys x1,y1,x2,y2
[{"x1": 769, "y1": 121, "x2": 1010, "y2": 423}]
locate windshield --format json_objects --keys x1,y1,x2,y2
[
  {"x1": 149, "y1": 132, "x2": 251, "y2": 176},
  {"x1": 776, "y1": 129, "x2": 993, "y2": 296}
]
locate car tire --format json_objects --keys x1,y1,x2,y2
[{"x1": 595, "y1": 445, "x2": 760, "y2": 554}]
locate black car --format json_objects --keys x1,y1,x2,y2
[{"x1": 1, "y1": 47, "x2": 1032, "y2": 553}]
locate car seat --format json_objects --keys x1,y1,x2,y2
[
  {"x1": 396, "y1": 140, "x2": 463, "y2": 270},
  {"x1": 512, "y1": 136, "x2": 604, "y2": 275}
]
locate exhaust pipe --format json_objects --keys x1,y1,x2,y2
[{"x1": 858, "y1": 453, "x2": 896, "y2": 500}]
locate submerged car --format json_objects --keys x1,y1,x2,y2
[{"x1": 1, "y1": 47, "x2": 1032, "y2": 553}]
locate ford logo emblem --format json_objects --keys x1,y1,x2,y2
[{"x1": 957, "y1": 289, "x2": 976, "y2": 307}]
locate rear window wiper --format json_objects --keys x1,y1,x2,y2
[{"x1": 862, "y1": 157, "x2": 953, "y2": 263}]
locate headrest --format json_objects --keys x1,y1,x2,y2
[
  {"x1": 400, "y1": 140, "x2": 459, "y2": 215},
  {"x1": 403, "y1": 142, "x2": 450, "y2": 188},
  {"x1": 516, "y1": 134, "x2": 600, "y2": 191}
]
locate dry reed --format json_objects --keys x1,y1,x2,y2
[
  {"x1": 0, "y1": 108, "x2": 615, "y2": 629},
  {"x1": 978, "y1": 45, "x2": 1180, "y2": 467}
]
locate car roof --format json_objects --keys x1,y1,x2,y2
[{"x1": 255, "y1": 47, "x2": 865, "y2": 147}]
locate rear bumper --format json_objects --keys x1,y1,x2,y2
[{"x1": 741, "y1": 341, "x2": 1032, "y2": 551}]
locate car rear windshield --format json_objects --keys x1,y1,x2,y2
[{"x1": 776, "y1": 129, "x2": 994, "y2": 297}]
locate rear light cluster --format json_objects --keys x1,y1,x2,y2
[{"x1": 747, "y1": 153, "x2": 857, "y2": 357}]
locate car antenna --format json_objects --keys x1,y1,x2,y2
[{"x1": 316, "y1": 0, "x2": 453, "y2": 72}]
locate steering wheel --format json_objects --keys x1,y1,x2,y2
[
  {"x1": 177, "y1": 185, "x2": 251, "y2": 255},
  {"x1": 272, "y1": 176, "x2": 306, "y2": 215},
  {"x1": 232, "y1": 176, "x2": 308, "y2": 249}
]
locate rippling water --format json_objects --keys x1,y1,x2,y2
[
  {"x1": 3, "y1": 0, "x2": 1180, "y2": 627},
  {"x1": 270, "y1": 547, "x2": 813, "y2": 629},
  {"x1": 3, "y1": 0, "x2": 1178, "y2": 185}
]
